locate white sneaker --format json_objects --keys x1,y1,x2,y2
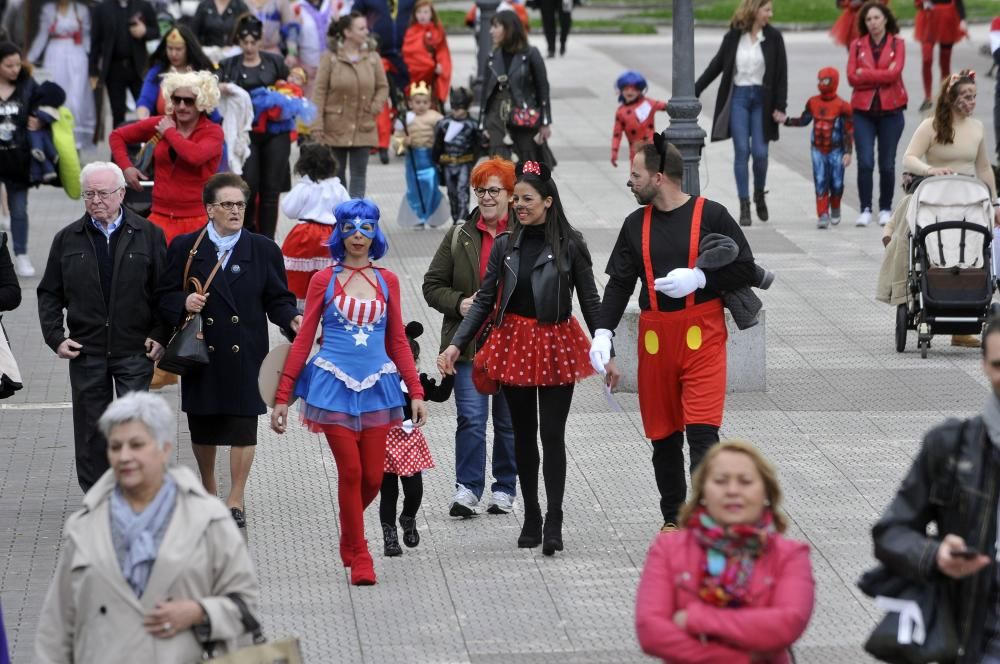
[
  {"x1": 14, "y1": 254, "x2": 34, "y2": 277},
  {"x1": 855, "y1": 209, "x2": 872, "y2": 227},
  {"x1": 487, "y1": 491, "x2": 515, "y2": 514},
  {"x1": 879, "y1": 210, "x2": 891, "y2": 227},
  {"x1": 449, "y1": 484, "x2": 479, "y2": 518}
]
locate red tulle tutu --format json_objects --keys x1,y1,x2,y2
[
  {"x1": 384, "y1": 425, "x2": 434, "y2": 476},
  {"x1": 147, "y1": 211, "x2": 207, "y2": 246},
  {"x1": 829, "y1": 8, "x2": 859, "y2": 48},
  {"x1": 478, "y1": 313, "x2": 595, "y2": 387},
  {"x1": 915, "y1": 3, "x2": 965, "y2": 45},
  {"x1": 281, "y1": 221, "x2": 334, "y2": 300}
]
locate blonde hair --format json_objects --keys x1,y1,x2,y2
[
  {"x1": 161, "y1": 70, "x2": 221, "y2": 115},
  {"x1": 677, "y1": 439, "x2": 788, "y2": 533},
  {"x1": 730, "y1": 0, "x2": 772, "y2": 32}
]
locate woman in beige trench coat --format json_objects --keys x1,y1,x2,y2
[
  {"x1": 34, "y1": 392, "x2": 259, "y2": 664},
  {"x1": 310, "y1": 11, "x2": 389, "y2": 199}
]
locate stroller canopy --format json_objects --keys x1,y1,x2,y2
[{"x1": 905, "y1": 175, "x2": 994, "y2": 270}]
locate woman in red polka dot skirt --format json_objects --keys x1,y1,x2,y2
[{"x1": 438, "y1": 160, "x2": 605, "y2": 557}]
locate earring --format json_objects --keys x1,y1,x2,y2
[{"x1": 764, "y1": 499, "x2": 771, "y2": 506}]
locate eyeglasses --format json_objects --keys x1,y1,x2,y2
[
  {"x1": 82, "y1": 188, "x2": 122, "y2": 200},
  {"x1": 212, "y1": 200, "x2": 247, "y2": 211},
  {"x1": 170, "y1": 95, "x2": 197, "y2": 107},
  {"x1": 474, "y1": 187, "x2": 504, "y2": 199}
]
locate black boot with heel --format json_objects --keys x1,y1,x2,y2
[
  {"x1": 542, "y1": 511, "x2": 563, "y2": 556},
  {"x1": 753, "y1": 190, "x2": 769, "y2": 222},
  {"x1": 739, "y1": 199, "x2": 752, "y2": 227},
  {"x1": 518, "y1": 506, "x2": 543, "y2": 548}
]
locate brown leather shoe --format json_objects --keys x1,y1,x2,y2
[
  {"x1": 660, "y1": 522, "x2": 679, "y2": 533},
  {"x1": 951, "y1": 334, "x2": 981, "y2": 348}
]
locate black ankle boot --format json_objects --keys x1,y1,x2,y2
[
  {"x1": 518, "y1": 507, "x2": 543, "y2": 548},
  {"x1": 399, "y1": 515, "x2": 420, "y2": 548},
  {"x1": 753, "y1": 190, "x2": 769, "y2": 222},
  {"x1": 382, "y1": 523, "x2": 402, "y2": 557},
  {"x1": 739, "y1": 199, "x2": 751, "y2": 227},
  {"x1": 542, "y1": 510, "x2": 563, "y2": 556}
]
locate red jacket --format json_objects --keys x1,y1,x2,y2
[
  {"x1": 847, "y1": 34, "x2": 908, "y2": 113},
  {"x1": 635, "y1": 530, "x2": 815, "y2": 664},
  {"x1": 109, "y1": 114, "x2": 224, "y2": 218},
  {"x1": 401, "y1": 22, "x2": 452, "y2": 104}
]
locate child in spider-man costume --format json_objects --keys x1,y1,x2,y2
[
  {"x1": 785, "y1": 67, "x2": 854, "y2": 229},
  {"x1": 610, "y1": 70, "x2": 667, "y2": 168}
]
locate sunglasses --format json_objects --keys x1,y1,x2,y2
[{"x1": 171, "y1": 95, "x2": 196, "y2": 107}]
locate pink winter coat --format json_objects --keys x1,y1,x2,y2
[{"x1": 635, "y1": 529, "x2": 815, "y2": 664}]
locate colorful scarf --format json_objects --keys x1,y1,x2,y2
[
  {"x1": 110, "y1": 475, "x2": 177, "y2": 597},
  {"x1": 687, "y1": 506, "x2": 775, "y2": 608}
]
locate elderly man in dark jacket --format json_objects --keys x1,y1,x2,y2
[
  {"x1": 37, "y1": 161, "x2": 168, "y2": 492},
  {"x1": 871, "y1": 317, "x2": 1000, "y2": 663}
]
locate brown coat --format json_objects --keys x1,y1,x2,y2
[{"x1": 310, "y1": 46, "x2": 389, "y2": 148}]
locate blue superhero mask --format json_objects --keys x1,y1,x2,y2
[{"x1": 339, "y1": 217, "x2": 379, "y2": 239}]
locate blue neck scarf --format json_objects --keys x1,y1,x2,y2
[
  {"x1": 207, "y1": 222, "x2": 241, "y2": 268},
  {"x1": 110, "y1": 474, "x2": 178, "y2": 597}
]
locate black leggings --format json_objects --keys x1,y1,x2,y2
[
  {"x1": 502, "y1": 384, "x2": 574, "y2": 516},
  {"x1": 539, "y1": 0, "x2": 572, "y2": 53},
  {"x1": 379, "y1": 472, "x2": 423, "y2": 525},
  {"x1": 652, "y1": 424, "x2": 719, "y2": 524}
]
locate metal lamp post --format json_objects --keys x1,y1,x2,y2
[{"x1": 663, "y1": 0, "x2": 706, "y2": 195}]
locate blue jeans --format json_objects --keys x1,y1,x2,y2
[
  {"x1": 0, "y1": 179, "x2": 28, "y2": 255},
  {"x1": 453, "y1": 361, "x2": 517, "y2": 499},
  {"x1": 729, "y1": 85, "x2": 769, "y2": 200},
  {"x1": 853, "y1": 110, "x2": 905, "y2": 213}
]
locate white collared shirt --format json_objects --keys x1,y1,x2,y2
[
  {"x1": 91, "y1": 209, "x2": 124, "y2": 243},
  {"x1": 734, "y1": 31, "x2": 766, "y2": 87}
]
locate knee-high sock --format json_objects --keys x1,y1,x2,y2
[{"x1": 939, "y1": 44, "x2": 953, "y2": 81}]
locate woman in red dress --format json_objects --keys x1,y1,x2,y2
[
  {"x1": 914, "y1": 0, "x2": 967, "y2": 110},
  {"x1": 401, "y1": 0, "x2": 452, "y2": 109}
]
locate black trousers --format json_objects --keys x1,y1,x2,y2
[
  {"x1": 539, "y1": 0, "x2": 572, "y2": 54},
  {"x1": 651, "y1": 424, "x2": 719, "y2": 525},
  {"x1": 105, "y1": 58, "x2": 144, "y2": 128},
  {"x1": 442, "y1": 163, "x2": 472, "y2": 223},
  {"x1": 243, "y1": 132, "x2": 291, "y2": 239},
  {"x1": 379, "y1": 472, "x2": 423, "y2": 524},
  {"x1": 69, "y1": 352, "x2": 154, "y2": 492},
  {"x1": 502, "y1": 383, "x2": 574, "y2": 517}
]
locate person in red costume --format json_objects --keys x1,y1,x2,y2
[
  {"x1": 829, "y1": 0, "x2": 889, "y2": 49},
  {"x1": 611, "y1": 70, "x2": 667, "y2": 168},
  {"x1": 635, "y1": 440, "x2": 815, "y2": 663},
  {"x1": 271, "y1": 198, "x2": 426, "y2": 586},
  {"x1": 401, "y1": 0, "x2": 452, "y2": 109},
  {"x1": 914, "y1": 0, "x2": 967, "y2": 111},
  {"x1": 784, "y1": 67, "x2": 854, "y2": 228}
]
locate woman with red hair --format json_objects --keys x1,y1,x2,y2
[
  {"x1": 401, "y1": 0, "x2": 452, "y2": 108},
  {"x1": 422, "y1": 157, "x2": 518, "y2": 518}
]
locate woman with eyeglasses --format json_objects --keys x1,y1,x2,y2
[
  {"x1": 157, "y1": 173, "x2": 301, "y2": 531},
  {"x1": 109, "y1": 70, "x2": 224, "y2": 246},
  {"x1": 422, "y1": 157, "x2": 518, "y2": 518},
  {"x1": 220, "y1": 14, "x2": 295, "y2": 239}
]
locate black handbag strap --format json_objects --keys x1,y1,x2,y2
[{"x1": 226, "y1": 593, "x2": 266, "y2": 645}]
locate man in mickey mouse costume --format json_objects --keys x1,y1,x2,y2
[{"x1": 590, "y1": 136, "x2": 759, "y2": 532}]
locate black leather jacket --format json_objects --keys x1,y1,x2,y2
[
  {"x1": 872, "y1": 416, "x2": 998, "y2": 663},
  {"x1": 451, "y1": 228, "x2": 601, "y2": 352},
  {"x1": 479, "y1": 45, "x2": 552, "y2": 129}
]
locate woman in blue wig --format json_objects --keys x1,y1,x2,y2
[{"x1": 271, "y1": 198, "x2": 426, "y2": 586}]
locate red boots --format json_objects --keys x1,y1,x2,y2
[{"x1": 350, "y1": 545, "x2": 377, "y2": 586}]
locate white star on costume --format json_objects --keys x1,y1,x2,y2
[{"x1": 353, "y1": 329, "x2": 370, "y2": 346}]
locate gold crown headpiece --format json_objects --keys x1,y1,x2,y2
[
  {"x1": 408, "y1": 80, "x2": 431, "y2": 98},
  {"x1": 165, "y1": 28, "x2": 186, "y2": 46}
]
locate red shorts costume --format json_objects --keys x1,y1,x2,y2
[{"x1": 636, "y1": 199, "x2": 727, "y2": 440}]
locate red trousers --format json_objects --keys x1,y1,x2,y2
[{"x1": 324, "y1": 425, "x2": 391, "y2": 550}]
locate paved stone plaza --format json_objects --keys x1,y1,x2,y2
[{"x1": 1, "y1": 27, "x2": 998, "y2": 663}]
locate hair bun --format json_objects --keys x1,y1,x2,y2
[{"x1": 516, "y1": 160, "x2": 551, "y2": 182}]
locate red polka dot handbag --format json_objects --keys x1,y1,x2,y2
[{"x1": 471, "y1": 277, "x2": 504, "y2": 396}]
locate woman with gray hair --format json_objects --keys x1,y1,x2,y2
[
  {"x1": 34, "y1": 391, "x2": 259, "y2": 664},
  {"x1": 109, "y1": 70, "x2": 225, "y2": 245}
]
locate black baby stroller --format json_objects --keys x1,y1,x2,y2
[{"x1": 896, "y1": 175, "x2": 997, "y2": 358}]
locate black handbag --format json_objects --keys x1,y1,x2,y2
[
  {"x1": 859, "y1": 565, "x2": 959, "y2": 664},
  {"x1": 158, "y1": 227, "x2": 229, "y2": 376}
]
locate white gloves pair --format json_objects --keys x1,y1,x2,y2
[
  {"x1": 589, "y1": 329, "x2": 613, "y2": 374},
  {"x1": 654, "y1": 267, "x2": 706, "y2": 299}
]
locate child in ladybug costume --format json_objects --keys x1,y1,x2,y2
[
  {"x1": 785, "y1": 67, "x2": 854, "y2": 228},
  {"x1": 611, "y1": 70, "x2": 667, "y2": 168}
]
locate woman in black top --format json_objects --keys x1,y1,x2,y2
[
  {"x1": 219, "y1": 14, "x2": 290, "y2": 239},
  {"x1": 0, "y1": 42, "x2": 39, "y2": 278},
  {"x1": 438, "y1": 160, "x2": 602, "y2": 557},
  {"x1": 479, "y1": 11, "x2": 554, "y2": 168},
  {"x1": 191, "y1": 0, "x2": 249, "y2": 50}
]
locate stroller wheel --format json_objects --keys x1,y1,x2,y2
[
  {"x1": 895, "y1": 304, "x2": 908, "y2": 353},
  {"x1": 919, "y1": 339, "x2": 928, "y2": 359}
]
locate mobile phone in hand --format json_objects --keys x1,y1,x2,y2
[{"x1": 952, "y1": 547, "x2": 981, "y2": 560}]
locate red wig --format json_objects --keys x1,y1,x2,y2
[{"x1": 471, "y1": 157, "x2": 516, "y2": 192}]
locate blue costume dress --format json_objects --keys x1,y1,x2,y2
[{"x1": 294, "y1": 266, "x2": 406, "y2": 431}]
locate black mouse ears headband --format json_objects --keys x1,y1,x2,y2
[
  {"x1": 516, "y1": 160, "x2": 551, "y2": 182},
  {"x1": 236, "y1": 15, "x2": 263, "y2": 41},
  {"x1": 651, "y1": 133, "x2": 669, "y2": 174},
  {"x1": 405, "y1": 321, "x2": 424, "y2": 340}
]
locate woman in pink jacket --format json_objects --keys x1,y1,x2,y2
[{"x1": 635, "y1": 440, "x2": 815, "y2": 663}]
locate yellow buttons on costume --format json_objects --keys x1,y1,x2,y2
[
  {"x1": 686, "y1": 325, "x2": 703, "y2": 350},
  {"x1": 644, "y1": 330, "x2": 660, "y2": 355}
]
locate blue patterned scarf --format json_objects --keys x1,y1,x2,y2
[{"x1": 110, "y1": 475, "x2": 177, "y2": 597}]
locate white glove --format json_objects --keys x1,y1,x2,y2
[
  {"x1": 654, "y1": 267, "x2": 706, "y2": 299},
  {"x1": 589, "y1": 329, "x2": 613, "y2": 375}
]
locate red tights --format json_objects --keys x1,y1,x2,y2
[
  {"x1": 324, "y1": 425, "x2": 390, "y2": 551},
  {"x1": 921, "y1": 42, "x2": 953, "y2": 100}
]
